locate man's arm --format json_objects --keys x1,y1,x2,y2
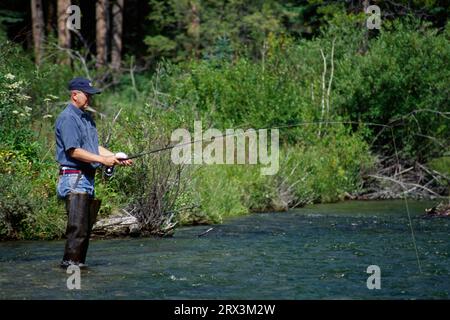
[
  {"x1": 69, "y1": 148, "x2": 119, "y2": 167},
  {"x1": 99, "y1": 146, "x2": 115, "y2": 157}
]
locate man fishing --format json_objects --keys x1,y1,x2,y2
[{"x1": 55, "y1": 77, "x2": 132, "y2": 268}]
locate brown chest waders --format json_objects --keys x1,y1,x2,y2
[{"x1": 61, "y1": 173, "x2": 101, "y2": 268}]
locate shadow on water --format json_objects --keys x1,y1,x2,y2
[{"x1": 0, "y1": 200, "x2": 449, "y2": 299}]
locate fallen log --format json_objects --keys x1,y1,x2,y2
[{"x1": 92, "y1": 210, "x2": 140, "y2": 238}]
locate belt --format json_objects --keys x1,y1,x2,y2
[
  {"x1": 59, "y1": 169, "x2": 82, "y2": 175},
  {"x1": 59, "y1": 167, "x2": 96, "y2": 177}
]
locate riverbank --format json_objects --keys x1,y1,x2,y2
[{"x1": 91, "y1": 196, "x2": 449, "y2": 239}]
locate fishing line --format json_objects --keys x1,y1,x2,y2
[
  {"x1": 116, "y1": 120, "x2": 391, "y2": 161},
  {"x1": 390, "y1": 127, "x2": 423, "y2": 273}
]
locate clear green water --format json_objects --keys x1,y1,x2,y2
[{"x1": 0, "y1": 200, "x2": 449, "y2": 299}]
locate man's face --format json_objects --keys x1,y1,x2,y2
[{"x1": 71, "y1": 90, "x2": 91, "y2": 109}]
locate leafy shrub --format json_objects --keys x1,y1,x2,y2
[
  {"x1": 332, "y1": 18, "x2": 450, "y2": 161},
  {"x1": 0, "y1": 173, "x2": 33, "y2": 239}
]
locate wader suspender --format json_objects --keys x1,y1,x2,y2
[{"x1": 70, "y1": 172, "x2": 82, "y2": 192}]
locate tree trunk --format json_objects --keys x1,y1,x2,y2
[
  {"x1": 96, "y1": 0, "x2": 109, "y2": 68},
  {"x1": 57, "y1": 0, "x2": 71, "y2": 65},
  {"x1": 187, "y1": 1, "x2": 200, "y2": 58},
  {"x1": 46, "y1": 0, "x2": 55, "y2": 35},
  {"x1": 359, "y1": 0, "x2": 370, "y2": 54},
  {"x1": 31, "y1": 0, "x2": 45, "y2": 65},
  {"x1": 111, "y1": 0, "x2": 124, "y2": 71}
]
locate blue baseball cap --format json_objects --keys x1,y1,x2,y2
[{"x1": 68, "y1": 77, "x2": 101, "y2": 95}]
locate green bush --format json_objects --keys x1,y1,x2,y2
[
  {"x1": 0, "y1": 144, "x2": 67, "y2": 240},
  {"x1": 333, "y1": 18, "x2": 450, "y2": 161},
  {"x1": 279, "y1": 126, "x2": 374, "y2": 204},
  {"x1": 0, "y1": 173, "x2": 33, "y2": 239},
  {"x1": 0, "y1": 71, "x2": 34, "y2": 151}
]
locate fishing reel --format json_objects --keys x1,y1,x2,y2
[{"x1": 104, "y1": 166, "x2": 115, "y2": 177}]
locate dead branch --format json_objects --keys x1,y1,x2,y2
[
  {"x1": 318, "y1": 47, "x2": 327, "y2": 137},
  {"x1": 325, "y1": 37, "x2": 336, "y2": 124},
  {"x1": 368, "y1": 174, "x2": 444, "y2": 198}
]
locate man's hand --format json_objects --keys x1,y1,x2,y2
[
  {"x1": 101, "y1": 155, "x2": 121, "y2": 167},
  {"x1": 115, "y1": 152, "x2": 133, "y2": 166},
  {"x1": 118, "y1": 159, "x2": 133, "y2": 166},
  {"x1": 99, "y1": 148, "x2": 133, "y2": 167}
]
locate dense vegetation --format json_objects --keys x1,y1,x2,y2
[{"x1": 0, "y1": 1, "x2": 449, "y2": 239}]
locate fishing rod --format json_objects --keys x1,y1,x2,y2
[
  {"x1": 104, "y1": 120, "x2": 391, "y2": 177},
  {"x1": 104, "y1": 130, "x2": 239, "y2": 176},
  {"x1": 104, "y1": 144, "x2": 174, "y2": 176}
]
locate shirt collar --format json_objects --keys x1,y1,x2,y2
[{"x1": 68, "y1": 103, "x2": 85, "y2": 117}]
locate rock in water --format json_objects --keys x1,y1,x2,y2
[{"x1": 424, "y1": 201, "x2": 450, "y2": 218}]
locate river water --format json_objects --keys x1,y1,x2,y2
[{"x1": 0, "y1": 200, "x2": 449, "y2": 299}]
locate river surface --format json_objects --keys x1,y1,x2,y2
[{"x1": 0, "y1": 200, "x2": 449, "y2": 299}]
